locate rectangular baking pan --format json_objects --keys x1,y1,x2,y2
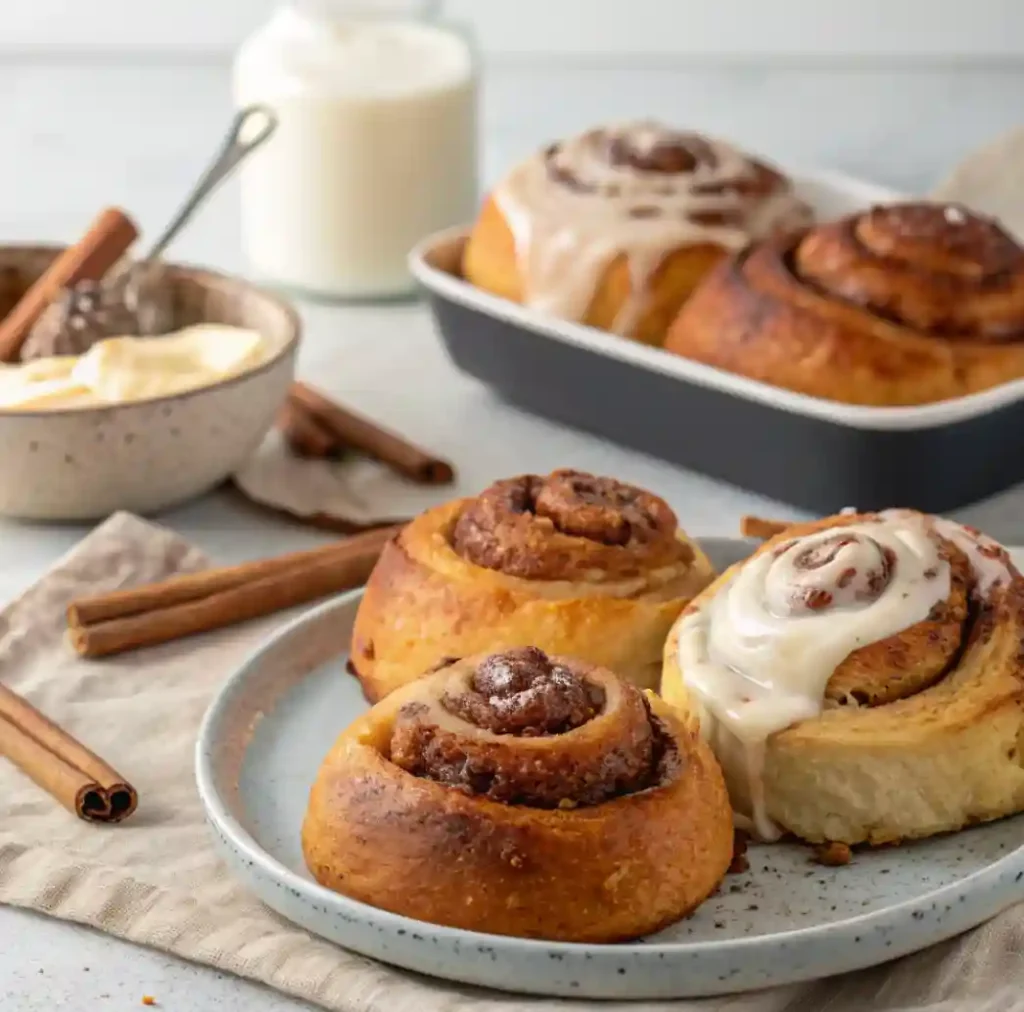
[{"x1": 410, "y1": 170, "x2": 1024, "y2": 514}]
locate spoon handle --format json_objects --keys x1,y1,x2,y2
[{"x1": 141, "y1": 105, "x2": 278, "y2": 269}]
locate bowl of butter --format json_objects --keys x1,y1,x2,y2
[{"x1": 0, "y1": 247, "x2": 299, "y2": 519}]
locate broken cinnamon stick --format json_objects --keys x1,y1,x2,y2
[
  {"x1": 276, "y1": 399, "x2": 338, "y2": 459},
  {"x1": 740, "y1": 515, "x2": 796, "y2": 540},
  {"x1": 0, "y1": 207, "x2": 139, "y2": 363},
  {"x1": 0, "y1": 682, "x2": 137, "y2": 822},
  {"x1": 67, "y1": 524, "x2": 401, "y2": 658},
  {"x1": 289, "y1": 381, "x2": 454, "y2": 485}
]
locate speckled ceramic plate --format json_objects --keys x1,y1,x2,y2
[{"x1": 196, "y1": 538, "x2": 1024, "y2": 1000}]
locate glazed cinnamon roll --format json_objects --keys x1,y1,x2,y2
[
  {"x1": 350, "y1": 469, "x2": 714, "y2": 701},
  {"x1": 303, "y1": 648, "x2": 733, "y2": 941},
  {"x1": 664, "y1": 202, "x2": 1024, "y2": 404},
  {"x1": 661, "y1": 510, "x2": 1024, "y2": 846},
  {"x1": 463, "y1": 122, "x2": 811, "y2": 345}
]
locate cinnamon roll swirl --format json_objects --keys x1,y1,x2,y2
[
  {"x1": 463, "y1": 122, "x2": 811, "y2": 345},
  {"x1": 664, "y1": 202, "x2": 1024, "y2": 404},
  {"x1": 661, "y1": 510, "x2": 1024, "y2": 846},
  {"x1": 303, "y1": 648, "x2": 733, "y2": 941},
  {"x1": 351, "y1": 469, "x2": 714, "y2": 701}
]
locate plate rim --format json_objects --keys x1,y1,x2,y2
[{"x1": 195, "y1": 539, "x2": 1024, "y2": 996}]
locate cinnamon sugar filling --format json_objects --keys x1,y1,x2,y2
[
  {"x1": 389, "y1": 648, "x2": 678, "y2": 808},
  {"x1": 450, "y1": 469, "x2": 691, "y2": 581}
]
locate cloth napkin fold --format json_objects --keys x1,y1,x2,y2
[
  {"x1": 233, "y1": 430, "x2": 460, "y2": 529},
  {"x1": 931, "y1": 127, "x2": 1024, "y2": 236},
  {"x1": 0, "y1": 512, "x2": 1022, "y2": 1012}
]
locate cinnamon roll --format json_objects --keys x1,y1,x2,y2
[
  {"x1": 350, "y1": 469, "x2": 714, "y2": 701},
  {"x1": 664, "y1": 202, "x2": 1024, "y2": 405},
  {"x1": 661, "y1": 510, "x2": 1024, "y2": 846},
  {"x1": 463, "y1": 122, "x2": 811, "y2": 345},
  {"x1": 303, "y1": 648, "x2": 733, "y2": 941}
]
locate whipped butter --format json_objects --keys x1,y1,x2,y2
[
  {"x1": 0, "y1": 324, "x2": 272, "y2": 411},
  {"x1": 677, "y1": 513, "x2": 953, "y2": 840}
]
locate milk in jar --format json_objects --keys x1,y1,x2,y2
[{"x1": 233, "y1": 1, "x2": 478, "y2": 299}]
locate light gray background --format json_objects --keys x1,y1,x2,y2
[
  {"x1": 3, "y1": 13, "x2": 1024, "y2": 1009},
  {"x1": 3, "y1": 0, "x2": 1024, "y2": 57}
]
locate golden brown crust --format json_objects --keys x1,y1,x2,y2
[
  {"x1": 351, "y1": 471, "x2": 716, "y2": 701},
  {"x1": 303, "y1": 650, "x2": 734, "y2": 942},
  {"x1": 664, "y1": 202, "x2": 1024, "y2": 405},
  {"x1": 661, "y1": 509, "x2": 1024, "y2": 845},
  {"x1": 463, "y1": 126, "x2": 809, "y2": 347}
]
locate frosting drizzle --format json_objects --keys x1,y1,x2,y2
[
  {"x1": 676, "y1": 511, "x2": 975, "y2": 840},
  {"x1": 493, "y1": 121, "x2": 811, "y2": 335}
]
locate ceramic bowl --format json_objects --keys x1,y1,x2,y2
[{"x1": 0, "y1": 246, "x2": 300, "y2": 520}]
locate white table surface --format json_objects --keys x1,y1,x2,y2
[{"x1": 3, "y1": 54, "x2": 1024, "y2": 1010}]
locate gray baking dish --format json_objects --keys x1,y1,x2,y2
[{"x1": 410, "y1": 171, "x2": 1024, "y2": 513}]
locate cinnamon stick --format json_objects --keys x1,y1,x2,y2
[
  {"x1": 276, "y1": 399, "x2": 337, "y2": 459},
  {"x1": 0, "y1": 682, "x2": 137, "y2": 822},
  {"x1": 67, "y1": 524, "x2": 401, "y2": 658},
  {"x1": 0, "y1": 207, "x2": 139, "y2": 363},
  {"x1": 289, "y1": 381, "x2": 454, "y2": 485},
  {"x1": 69, "y1": 525, "x2": 400, "y2": 626},
  {"x1": 739, "y1": 515, "x2": 796, "y2": 540}
]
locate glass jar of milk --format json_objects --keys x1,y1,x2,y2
[{"x1": 233, "y1": 0, "x2": 478, "y2": 300}]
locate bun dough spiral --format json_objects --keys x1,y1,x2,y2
[
  {"x1": 661, "y1": 510, "x2": 1024, "y2": 845},
  {"x1": 664, "y1": 202, "x2": 1024, "y2": 404},
  {"x1": 303, "y1": 647, "x2": 733, "y2": 942},
  {"x1": 463, "y1": 121, "x2": 811, "y2": 346},
  {"x1": 351, "y1": 469, "x2": 714, "y2": 701}
]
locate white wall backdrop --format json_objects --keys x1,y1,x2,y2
[{"x1": 1, "y1": 0, "x2": 1023, "y2": 58}]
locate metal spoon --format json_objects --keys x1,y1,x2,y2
[{"x1": 23, "y1": 104, "x2": 278, "y2": 359}]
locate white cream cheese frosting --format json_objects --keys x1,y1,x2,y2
[{"x1": 676, "y1": 511, "x2": 1012, "y2": 840}]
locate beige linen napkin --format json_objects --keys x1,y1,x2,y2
[
  {"x1": 932, "y1": 128, "x2": 1024, "y2": 236},
  {"x1": 0, "y1": 512, "x2": 1023, "y2": 1011}
]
